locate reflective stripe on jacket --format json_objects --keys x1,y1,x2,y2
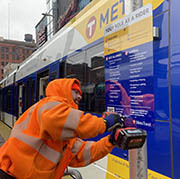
[{"x1": 0, "y1": 79, "x2": 112, "y2": 179}]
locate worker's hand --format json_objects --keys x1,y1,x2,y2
[
  {"x1": 108, "y1": 127, "x2": 119, "y2": 145},
  {"x1": 103, "y1": 114, "x2": 125, "y2": 132},
  {"x1": 102, "y1": 112, "x2": 117, "y2": 118}
]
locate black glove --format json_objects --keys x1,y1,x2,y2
[
  {"x1": 109, "y1": 127, "x2": 119, "y2": 145},
  {"x1": 103, "y1": 113, "x2": 125, "y2": 132}
]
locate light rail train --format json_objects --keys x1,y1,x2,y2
[{"x1": 0, "y1": 0, "x2": 179, "y2": 178}]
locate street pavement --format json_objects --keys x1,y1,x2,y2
[{"x1": 0, "y1": 134, "x2": 5, "y2": 146}]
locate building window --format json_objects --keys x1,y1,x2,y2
[
  {"x1": 16, "y1": 48, "x2": 20, "y2": 60},
  {"x1": 1, "y1": 53, "x2": 4, "y2": 59},
  {"x1": 1, "y1": 47, "x2": 5, "y2": 59},
  {"x1": 22, "y1": 49, "x2": 26, "y2": 60},
  {"x1": 12, "y1": 47, "x2": 16, "y2": 60},
  {"x1": 26, "y1": 49, "x2": 29, "y2": 55},
  {"x1": 5, "y1": 47, "x2": 9, "y2": 59}
]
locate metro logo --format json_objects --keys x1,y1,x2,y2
[
  {"x1": 100, "y1": 0, "x2": 125, "y2": 28},
  {"x1": 86, "y1": 16, "x2": 97, "y2": 39}
]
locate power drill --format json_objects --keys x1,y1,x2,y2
[
  {"x1": 103, "y1": 112, "x2": 147, "y2": 150},
  {"x1": 114, "y1": 127, "x2": 147, "y2": 150}
]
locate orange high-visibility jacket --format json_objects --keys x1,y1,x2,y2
[{"x1": 0, "y1": 78, "x2": 114, "y2": 179}]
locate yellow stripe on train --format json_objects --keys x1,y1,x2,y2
[{"x1": 106, "y1": 154, "x2": 171, "y2": 179}]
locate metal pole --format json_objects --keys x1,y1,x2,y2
[{"x1": 129, "y1": 140, "x2": 148, "y2": 179}]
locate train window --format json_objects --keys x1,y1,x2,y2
[
  {"x1": 31, "y1": 80, "x2": 36, "y2": 104},
  {"x1": 66, "y1": 51, "x2": 86, "y2": 82},
  {"x1": 65, "y1": 43, "x2": 105, "y2": 113},
  {"x1": 59, "y1": 61, "x2": 65, "y2": 78},
  {"x1": 85, "y1": 43, "x2": 105, "y2": 113},
  {"x1": 50, "y1": 71, "x2": 57, "y2": 81},
  {"x1": 87, "y1": 56, "x2": 105, "y2": 113},
  {"x1": 65, "y1": 51, "x2": 87, "y2": 110},
  {"x1": 13, "y1": 84, "x2": 17, "y2": 117},
  {"x1": 6, "y1": 87, "x2": 11, "y2": 113},
  {"x1": 36, "y1": 69, "x2": 49, "y2": 100}
]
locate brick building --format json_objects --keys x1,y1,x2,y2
[{"x1": 0, "y1": 35, "x2": 36, "y2": 80}]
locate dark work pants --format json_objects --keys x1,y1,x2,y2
[{"x1": 0, "y1": 170, "x2": 15, "y2": 179}]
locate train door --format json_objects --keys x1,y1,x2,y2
[
  {"x1": 18, "y1": 83, "x2": 23, "y2": 117},
  {"x1": 13, "y1": 83, "x2": 18, "y2": 121},
  {"x1": 26, "y1": 78, "x2": 32, "y2": 109},
  {"x1": 31, "y1": 79, "x2": 36, "y2": 105},
  {"x1": 24, "y1": 76, "x2": 36, "y2": 109},
  {"x1": 36, "y1": 69, "x2": 49, "y2": 101},
  {"x1": 12, "y1": 72, "x2": 17, "y2": 125},
  {"x1": 59, "y1": 61, "x2": 65, "y2": 78}
]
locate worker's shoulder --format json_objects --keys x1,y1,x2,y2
[{"x1": 37, "y1": 96, "x2": 63, "y2": 107}]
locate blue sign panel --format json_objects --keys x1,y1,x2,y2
[
  {"x1": 104, "y1": 4, "x2": 154, "y2": 130},
  {"x1": 105, "y1": 42, "x2": 154, "y2": 130}
]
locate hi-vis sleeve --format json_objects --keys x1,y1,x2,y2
[
  {"x1": 69, "y1": 135, "x2": 114, "y2": 167},
  {"x1": 39, "y1": 101, "x2": 106, "y2": 141}
]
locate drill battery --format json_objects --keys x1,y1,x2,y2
[{"x1": 114, "y1": 127, "x2": 147, "y2": 150}]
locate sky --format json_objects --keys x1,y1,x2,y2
[{"x1": 0, "y1": 0, "x2": 46, "y2": 41}]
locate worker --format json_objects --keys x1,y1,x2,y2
[{"x1": 0, "y1": 78, "x2": 123, "y2": 179}]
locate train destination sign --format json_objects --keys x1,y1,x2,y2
[{"x1": 104, "y1": 4, "x2": 154, "y2": 130}]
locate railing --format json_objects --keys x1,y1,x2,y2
[{"x1": 63, "y1": 168, "x2": 82, "y2": 179}]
